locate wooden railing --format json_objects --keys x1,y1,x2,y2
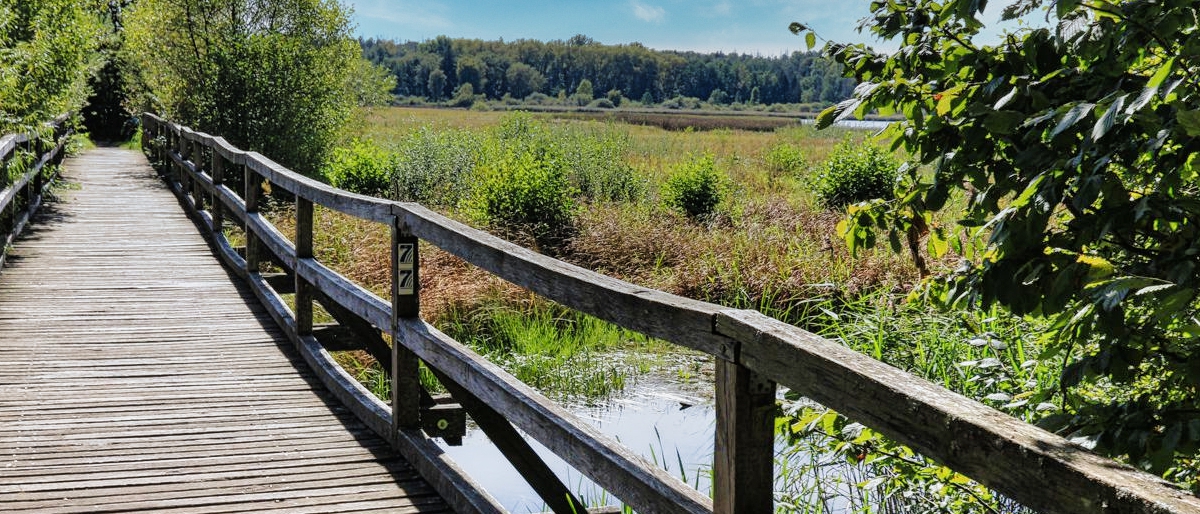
[
  {"x1": 0, "y1": 117, "x2": 72, "y2": 270},
  {"x1": 141, "y1": 112, "x2": 1200, "y2": 514}
]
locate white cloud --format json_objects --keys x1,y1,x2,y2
[
  {"x1": 630, "y1": 1, "x2": 666, "y2": 23},
  {"x1": 711, "y1": 1, "x2": 732, "y2": 16}
]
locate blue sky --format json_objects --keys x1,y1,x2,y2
[{"x1": 345, "y1": 0, "x2": 1027, "y2": 55}]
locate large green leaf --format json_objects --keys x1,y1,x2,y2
[
  {"x1": 1050, "y1": 102, "x2": 1094, "y2": 139},
  {"x1": 1092, "y1": 94, "x2": 1126, "y2": 141}
]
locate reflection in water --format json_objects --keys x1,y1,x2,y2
[{"x1": 440, "y1": 380, "x2": 715, "y2": 513}]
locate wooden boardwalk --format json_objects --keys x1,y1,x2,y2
[{"x1": 0, "y1": 147, "x2": 450, "y2": 513}]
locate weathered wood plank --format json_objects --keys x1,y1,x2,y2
[
  {"x1": 716, "y1": 309, "x2": 1200, "y2": 514},
  {"x1": 296, "y1": 257, "x2": 392, "y2": 331},
  {"x1": 241, "y1": 151, "x2": 394, "y2": 223}
]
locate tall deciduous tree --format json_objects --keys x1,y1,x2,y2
[
  {"x1": 0, "y1": 0, "x2": 104, "y2": 134},
  {"x1": 796, "y1": 0, "x2": 1200, "y2": 479},
  {"x1": 505, "y1": 62, "x2": 544, "y2": 99},
  {"x1": 122, "y1": 0, "x2": 389, "y2": 176}
]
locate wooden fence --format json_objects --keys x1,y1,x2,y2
[
  {"x1": 0, "y1": 118, "x2": 71, "y2": 270},
  {"x1": 141, "y1": 112, "x2": 1200, "y2": 514}
]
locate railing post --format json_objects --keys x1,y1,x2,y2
[
  {"x1": 391, "y1": 215, "x2": 421, "y2": 435},
  {"x1": 29, "y1": 131, "x2": 48, "y2": 216},
  {"x1": 211, "y1": 151, "x2": 225, "y2": 234},
  {"x1": 175, "y1": 130, "x2": 186, "y2": 187},
  {"x1": 713, "y1": 360, "x2": 776, "y2": 514},
  {"x1": 295, "y1": 197, "x2": 314, "y2": 337},
  {"x1": 190, "y1": 138, "x2": 204, "y2": 211},
  {"x1": 244, "y1": 165, "x2": 262, "y2": 274}
]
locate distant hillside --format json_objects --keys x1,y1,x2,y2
[{"x1": 361, "y1": 35, "x2": 855, "y2": 107}]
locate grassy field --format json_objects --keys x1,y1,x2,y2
[{"x1": 293, "y1": 106, "x2": 1051, "y2": 512}]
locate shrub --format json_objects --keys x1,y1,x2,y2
[
  {"x1": 606, "y1": 89, "x2": 623, "y2": 107},
  {"x1": 450, "y1": 83, "x2": 477, "y2": 108},
  {"x1": 392, "y1": 128, "x2": 478, "y2": 206},
  {"x1": 811, "y1": 138, "x2": 898, "y2": 208},
  {"x1": 526, "y1": 92, "x2": 552, "y2": 104},
  {"x1": 763, "y1": 142, "x2": 807, "y2": 176},
  {"x1": 557, "y1": 125, "x2": 645, "y2": 203},
  {"x1": 323, "y1": 139, "x2": 394, "y2": 197},
  {"x1": 587, "y1": 98, "x2": 615, "y2": 109},
  {"x1": 462, "y1": 144, "x2": 577, "y2": 251},
  {"x1": 661, "y1": 154, "x2": 726, "y2": 219}
]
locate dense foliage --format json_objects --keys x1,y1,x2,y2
[
  {"x1": 462, "y1": 117, "x2": 579, "y2": 252},
  {"x1": 0, "y1": 0, "x2": 104, "y2": 135},
  {"x1": 811, "y1": 137, "x2": 899, "y2": 209},
  {"x1": 661, "y1": 154, "x2": 726, "y2": 219},
  {"x1": 324, "y1": 138, "x2": 393, "y2": 197},
  {"x1": 122, "y1": 0, "x2": 391, "y2": 175},
  {"x1": 797, "y1": 0, "x2": 1200, "y2": 478},
  {"x1": 360, "y1": 35, "x2": 856, "y2": 106},
  {"x1": 82, "y1": 0, "x2": 134, "y2": 141}
]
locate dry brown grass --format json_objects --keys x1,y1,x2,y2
[
  {"x1": 567, "y1": 195, "x2": 922, "y2": 320},
  {"x1": 566, "y1": 204, "x2": 702, "y2": 288},
  {"x1": 269, "y1": 204, "x2": 523, "y2": 324}
]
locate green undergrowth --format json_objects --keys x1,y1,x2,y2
[
  {"x1": 327, "y1": 293, "x2": 676, "y2": 406},
  {"x1": 774, "y1": 292, "x2": 1057, "y2": 513},
  {"x1": 436, "y1": 295, "x2": 670, "y2": 405}
]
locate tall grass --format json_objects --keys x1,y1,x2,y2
[{"x1": 438, "y1": 294, "x2": 665, "y2": 405}]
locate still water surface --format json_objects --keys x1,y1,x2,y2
[{"x1": 439, "y1": 378, "x2": 716, "y2": 513}]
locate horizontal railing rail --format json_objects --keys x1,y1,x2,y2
[
  {"x1": 0, "y1": 116, "x2": 72, "y2": 270},
  {"x1": 141, "y1": 112, "x2": 1200, "y2": 514}
]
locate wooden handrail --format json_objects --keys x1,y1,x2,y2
[
  {"x1": 0, "y1": 118, "x2": 72, "y2": 271},
  {"x1": 141, "y1": 112, "x2": 1200, "y2": 514}
]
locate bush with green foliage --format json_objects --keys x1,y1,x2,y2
[
  {"x1": 794, "y1": 0, "x2": 1200, "y2": 483},
  {"x1": 450, "y1": 83, "x2": 478, "y2": 108},
  {"x1": 556, "y1": 125, "x2": 645, "y2": 203},
  {"x1": 810, "y1": 138, "x2": 898, "y2": 208},
  {"x1": 392, "y1": 128, "x2": 478, "y2": 206},
  {"x1": 587, "y1": 98, "x2": 615, "y2": 109},
  {"x1": 461, "y1": 129, "x2": 577, "y2": 250},
  {"x1": 661, "y1": 154, "x2": 726, "y2": 219},
  {"x1": 323, "y1": 139, "x2": 394, "y2": 197},
  {"x1": 763, "y1": 142, "x2": 808, "y2": 177}
]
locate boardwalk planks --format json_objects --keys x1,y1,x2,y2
[{"x1": 0, "y1": 148, "x2": 453, "y2": 513}]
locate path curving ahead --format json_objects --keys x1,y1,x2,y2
[{"x1": 0, "y1": 147, "x2": 450, "y2": 513}]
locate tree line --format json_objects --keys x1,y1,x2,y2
[{"x1": 361, "y1": 35, "x2": 856, "y2": 106}]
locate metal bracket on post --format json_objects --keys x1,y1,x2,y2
[{"x1": 391, "y1": 215, "x2": 421, "y2": 440}]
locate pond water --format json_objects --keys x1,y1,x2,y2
[
  {"x1": 819, "y1": 119, "x2": 894, "y2": 131},
  {"x1": 439, "y1": 376, "x2": 717, "y2": 513}
]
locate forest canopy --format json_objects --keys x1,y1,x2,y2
[{"x1": 360, "y1": 35, "x2": 856, "y2": 106}]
